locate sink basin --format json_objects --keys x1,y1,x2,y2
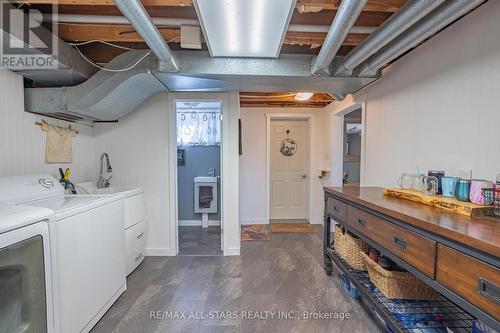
[
  {"x1": 76, "y1": 182, "x2": 142, "y2": 197},
  {"x1": 194, "y1": 176, "x2": 218, "y2": 183}
]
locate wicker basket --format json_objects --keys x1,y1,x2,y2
[
  {"x1": 333, "y1": 224, "x2": 369, "y2": 270},
  {"x1": 361, "y1": 252, "x2": 438, "y2": 300}
]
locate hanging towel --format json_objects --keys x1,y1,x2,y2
[
  {"x1": 199, "y1": 186, "x2": 213, "y2": 209},
  {"x1": 41, "y1": 122, "x2": 76, "y2": 164}
]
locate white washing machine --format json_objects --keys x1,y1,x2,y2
[
  {"x1": 0, "y1": 175, "x2": 126, "y2": 333},
  {"x1": 0, "y1": 204, "x2": 55, "y2": 333}
]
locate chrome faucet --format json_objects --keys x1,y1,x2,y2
[{"x1": 97, "y1": 153, "x2": 112, "y2": 189}]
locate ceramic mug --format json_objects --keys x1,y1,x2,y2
[
  {"x1": 455, "y1": 179, "x2": 471, "y2": 202},
  {"x1": 470, "y1": 179, "x2": 494, "y2": 205},
  {"x1": 441, "y1": 176, "x2": 458, "y2": 198}
]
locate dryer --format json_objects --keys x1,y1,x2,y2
[
  {"x1": 0, "y1": 175, "x2": 126, "y2": 333},
  {"x1": 0, "y1": 204, "x2": 55, "y2": 333}
]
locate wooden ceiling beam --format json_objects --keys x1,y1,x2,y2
[
  {"x1": 56, "y1": 22, "x2": 367, "y2": 49},
  {"x1": 18, "y1": 0, "x2": 404, "y2": 13},
  {"x1": 296, "y1": 0, "x2": 405, "y2": 13},
  {"x1": 240, "y1": 92, "x2": 334, "y2": 104},
  {"x1": 56, "y1": 23, "x2": 181, "y2": 42}
]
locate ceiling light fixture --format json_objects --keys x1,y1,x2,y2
[
  {"x1": 193, "y1": 0, "x2": 295, "y2": 58},
  {"x1": 295, "y1": 92, "x2": 314, "y2": 101}
]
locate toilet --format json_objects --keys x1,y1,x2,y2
[{"x1": 194, "y1": 176, "x2": 218, "y2": 228}]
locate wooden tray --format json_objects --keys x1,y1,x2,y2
[{"x1": 383, "y1": 188, "x2": 494, "y2": 217}]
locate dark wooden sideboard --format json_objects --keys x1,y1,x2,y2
[{"x1": 323, "y1": 186, "x2": 500, "y2": 331}]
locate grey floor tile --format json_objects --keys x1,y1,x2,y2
[{"x1": 91, "y1": 226, "x2": 381, "y2": 333}]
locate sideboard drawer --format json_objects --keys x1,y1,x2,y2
[
  {"x1": 347, "y1": 206, "x2": 437, "y2": 278},
  {"x1": 436, "y1": 245, "x2": 500, "y2": 321},
  {"x1": 327, "y1": 197, "x2": 348, "y2": 223}
]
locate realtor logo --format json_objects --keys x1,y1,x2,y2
[{"x1": 1, "y1": 0, "x2": 58, "y2": 70}]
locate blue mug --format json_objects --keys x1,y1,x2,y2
[
  {"x1": 455, "y1": 179, "x2": 471, "y2": 202},
  {"x1": 441, "y1": 176, "x2": 457, "y2": 198}
]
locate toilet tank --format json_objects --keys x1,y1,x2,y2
[{"x1": 194, "y1": 177, "x2": 218, "y2": 213}]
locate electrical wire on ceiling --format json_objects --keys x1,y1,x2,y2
[{"x1": 68, "y1": 38, "x2": 180, "y2": 72}]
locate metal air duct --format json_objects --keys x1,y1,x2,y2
[
  {"x1": 334, "y1": 0, "x2": 445, "y2": 75},
  {"x1": 356, "y1": 0, "x2": 487, "y2": 76},
  {"x1": 311, "y1": 0, "x2": 368, "y2": 75}
]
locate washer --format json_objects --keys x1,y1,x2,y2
[
  {"x1": 0, "y1": 175, "x2": 126, "y2": 333},
  {"x1": 0, "y1": 204, "x2": 55, "y2": 333}
]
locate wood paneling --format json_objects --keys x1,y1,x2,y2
[
  {"x1": 436, "y1": 245, "x2": 500, "y2": 321},
  {"x1": 347, "y1": 205, "x2": 437, "y2": 278}
]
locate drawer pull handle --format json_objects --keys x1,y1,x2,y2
[
  {"x1": 393, "y1": 235, "x2": 407, "y2": 250},
  {"x1": 357, "y1": 218, "x2": 366, "y2": 226},
  {"x1": 137, "y1": 232, "x2": 144, "y2": 239},
  {"x1": 135, "y1": 253, "x2": 143, "y2": 262},
  {"x1": 478, "y1": 278, "x2": 500, "y2": 305}
]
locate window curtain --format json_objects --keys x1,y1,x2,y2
[{"x1": 177, "y1": 112, "x2": 221, "y2": 146}]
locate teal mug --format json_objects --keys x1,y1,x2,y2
[{"x1": 441, "y1": 176, "x2": 458, "y2": 198}]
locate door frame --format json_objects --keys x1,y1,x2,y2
[
  {"x1": 168, "y1": 92, "x2": 240, "y2": 256},
  {"x1": 265, "y1": 113, "x2": 314, "y2": 223},
  {"x1": 327, "y1": 97, "x2": 367, "y2": 186}
]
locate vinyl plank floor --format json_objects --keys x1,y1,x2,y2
[
  {"x1": 90, "y1": 225, "x2": 382, "y2": 333},
  {"x1": 178, "y1": 226, "x2": 223, "y2": 256}
]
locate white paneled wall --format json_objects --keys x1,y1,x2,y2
[
  {"x1": 93, "y1": 93, "x2": 172, "y2": 255},
  {"x1": 353, "y1": 0, "x2": 500, "y2": 187},
  {"x1": 0, "y1": 69, "x2": 98, "y2": 183},
  {"x1": 239, "y1": 108, "x2": 329, "y2": 225}
]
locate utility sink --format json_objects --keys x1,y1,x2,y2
[
  {"x1": 194, "y1": 176, "x2": 218, "y2": 183},
  {"x1": 76, "y1": 182, "x2": 142, "y2": 197}
]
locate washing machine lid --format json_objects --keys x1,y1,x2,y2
[
  {"x1": 0, "y1": 175, "x2": 64, "y2": 204},
  {"x1": 25, "y1": 195, "x2": 111, "y2": 215},
  {"x1": 0, "y1": 204, "x2": 54, "y2": 234}
]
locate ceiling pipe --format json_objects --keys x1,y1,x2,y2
[
  {"x1": 311, "y1": 0, "x2": 368, "y2": 76},
  {"x1": 113, "y1": 0, "x2": 178, "y2": 72},
  {"x1": 334, "y1": 0, "x2": 446, "y2": 75},
  {"x1": 356, "y1": 0, "x2": 486, "y2": 76}
]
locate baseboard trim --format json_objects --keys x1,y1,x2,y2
[
  {"x1": 310, "y1": 218, "x2": 324, "y2": 225},
  {"x1": 146, "y1": 247, "x2": 177, "y2": 256},
  {"x1": 179, "y1": 220, "x2": 221, "y2": 226},
  {"x1": 240, "y1": 218, "x2": 268, "y2": 225},
  {"x1": 224, "y1": 247, "x2": 240, "y2": 256}
]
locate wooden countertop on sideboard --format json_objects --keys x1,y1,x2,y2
[{"x1": 324, "y1": 187, "x2": 500, "y2": 259}]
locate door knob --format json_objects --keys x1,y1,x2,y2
[{"x1": 302, "y1": 174, "x2": 307, "y2": 179}]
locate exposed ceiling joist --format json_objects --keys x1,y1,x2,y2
[
  {"x1": 240, "y1": 91, "x2": 334, "y2": 108},
  {"x1": 56, "y1": 23, "x2": 367, "y2": 48},
  {"x1": 18, "y1": 0, "x2": 404, "y2": 13}
]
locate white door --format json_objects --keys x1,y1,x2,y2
[{"x1": 270, "y1": 119, "x2": 309, "y2": 219}]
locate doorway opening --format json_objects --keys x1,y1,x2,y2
[
  {"x1": 268, "y1": 117, "x2": 311, "y2": 224},
  {"x1": 176, "y1": 101, "x2": 223, "y2": 255},
  {"x1": 342, "y1": 109, "x2": 362, "y2": 188}
]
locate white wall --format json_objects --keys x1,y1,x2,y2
[
  {"x1": 93, "y1": 93, "x2": 172, "y2": 255},
  {"x1": 0, "y1": 69, "x2": 98, "y2": 183},
  {"x1": 239, "y1": 108, "x2": 330, "y2": 225},
  {"x1": 94, "y1": 92, "x2": 241, "y2": 256},
  {"x1": 330, "y1": 0, "x2": 500, "y2": 187}
]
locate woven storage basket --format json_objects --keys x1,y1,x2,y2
[
  {"x1": 333, "y1": 224, "x2": 369, "y2": 270},
  {"x1": 361, "y1": 252, "x2": 438, "y2": 300}
]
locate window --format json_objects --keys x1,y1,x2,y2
[{"x1": 176, "y1": 101, "x2": 222, "y2": 146}]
